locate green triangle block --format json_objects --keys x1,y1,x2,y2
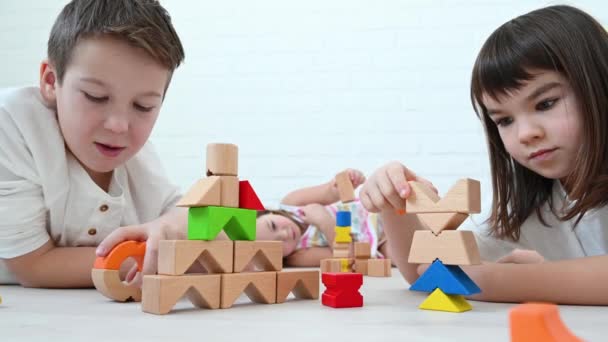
[
  {"x1": 187, "y1": 206, "x2": 256, "y2": 241},
  {"x1": 419, "y1": 288, "x2": 472, "y2": 313}
]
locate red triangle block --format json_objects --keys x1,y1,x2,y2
[{"x1": 239, "y1": 180, "x2": 265, "y2": 210}]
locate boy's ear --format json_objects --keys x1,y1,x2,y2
[{"x1": 39, "y1": 60, "x2": 58, "y2": 107}]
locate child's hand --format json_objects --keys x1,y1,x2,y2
[
  {"x1": 300, "y1": 203, "x2": 333, "y2": 229},
  {"x1": 496, "y1": 249, "x2": 545, "y2": 264},
  {"x1": 333, "y1": 168, "x2": 366, "y2": 190},
  {"x1": 359, "y1": 161, "x2": 437, "y2": 213}
]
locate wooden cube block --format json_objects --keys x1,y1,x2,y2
[
  {"x1": 354, "y1": 259, "x2": 368, "y2": 275},
  {"x1": 158, "y1": 240, "x2": 233, "y2": 275},
  {"x1": 276, "y1": 270, "x2": 319, "y2": 303},
  {"x1": 335, "y1": 171, "x2": 355, "y2": 203},
  {"x1": 206, "y1": 143, "x2": 238, "y2": 176},
  {"x1": 233, "y1": 241, "x2": 283, "y2": 272},
  {"x1": 408, "y1": 230, "x2": 481, "y2": 265},
  {"x1": 176, "y1": 176, "x2": 221, "y2": 207},
  {"x1": 354, "y1": 242, "x2": 371, "y2": 259},
  {"x1": 219, "y1": 175, "x2": 239, "y2": 208},
  {"x1": 221, "y1": 272, "x2": 277, "y2": 308},
  {"x1": 142, "y1": 274, "x2": 221, "y2": 315},
  {"x1": 321, "y1": 258, "x2": 342, "y2": 273},
  {"x1": 367, "y1": 259, "x2": 392, "y2": 277},
  {"x1": 91, "y1": 269, "x2": 141, "y2": 302},
  {"x1": 334, "y1": 227, "x2": 352, "y2": 243},
  {"x1": 333, "y1": 248, "x2": 350, "y2": 258},
  {"x1": 406, "y1": 178, "x2": 481, "y2": 214}
]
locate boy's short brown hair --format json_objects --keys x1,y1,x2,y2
[{"x1": 48, "y1": 0, "x2": 185, "y2": 83}]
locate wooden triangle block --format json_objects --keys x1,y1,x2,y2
[
  {"x1": 510, "y1": 303, "x2": 583, "y2": 342},
  {"x1": 142, "y1": 274, "x2": 221, "y2": 315},
  {"x1": 221, "y1": 272, "x2": 277, "y2": 308},
  {"x1": 408, "y1": 230, "x2": 481, "y2": 265},
  {"x1": 233, "y1": 241, "x2": 282, "y2": 272},
  {"x1": 176, "y1": 176, "x2": 221, "y2": 207},
  {"x1": 406, "y1": 178, "x2": 481, "y2": 214},
  {"x1": 410, "y1": 259, "x2": 480, "y2": 295},
  {"x1": 417, "y1": 212, "x2": 469, "y2": 234},
  {"x1": 276, "y1": 270, "x2": 320, "y2": 303},
  {"x1": 419, "y1": 288, "x2": 472, "y2": 313},
  {"x1": 158, "y1": 240, "x2": 233, "y2": 275},
  {"x1": 239, "y1": 180, "x2": 265, "y2": 210},
  {"x1": 91, "y1": 269, "x2": 141, "y2": 302}
]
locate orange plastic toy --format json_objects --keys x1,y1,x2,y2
[
  {"x1": 93, "y1": 241, "x2": 146, "y2": 271},
  {"x1": 510, "y1": 303, "x2": 583, "y2": 342}
]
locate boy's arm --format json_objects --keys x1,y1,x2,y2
[
  {"x1": 464, "y1": 255, "x2": 608, "y2": 305},
  {"x1": 3, "y1": 240, "x2": 97, "y2": 288},
  {"x1": 284, "y1": 247, "x2": 333, "y2": 267},
  {"x1": 280, "y1": 181, "x2": 339, "y2": 206}
]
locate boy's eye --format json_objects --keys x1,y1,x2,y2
[
  {"x1": 134, "y1": 103, "x2": 154, "y2": 112},
  {"x1": 83, "y1": 91, "x2": 108, "y2": 103},
  {"x1": 536, "y1": 98, "x2": 558, "y2": 111},
  {"x1": 494, "y1": 117, "x2": 513, "y2": 127}
]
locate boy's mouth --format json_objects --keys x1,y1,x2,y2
[{"x1": 95, "y1": 142, "x2": 126, "y2": 158}]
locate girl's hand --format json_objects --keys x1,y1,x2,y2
[
  {"x1": 333, "y1": 168, "x2": 366, "y2": 190},
  {"x1": 300, "y1": 204, "x2": 333, "y2": 229},
  {"x1": 359, "y1": 161, "x2": 437, "y2": 213},
  {"x1": 496, "y1": 249, "x2": 545, "y2": 264}
]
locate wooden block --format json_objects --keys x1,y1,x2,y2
[
  {"x1": 93, "y1": 240, "x2": 145, "y2": 271},
  {"x1": 219, "y1": 175, "x2": 239, "y2": 208},
  {"x1": 417, "y1": 212, "x2": 469, "y2": 234},
  {"x1": 206, "y1": 143, "x2": 238, "y2": 176},
  {"x1": 354, "y1": 259, "x2": 368, "y2": 275},
  {"x1": 221, "y1": 272, "x2": 277, "y2": 308},
  {"x1": 333, "y1": 249, "x2": 350, "y2": 258},
  {"x1": 419, "y1": 288, "x2": 472, "y2": 313},
  {"x1": 233, "y1": 241, "x2": 283, "y2": 272},
  {"x1": 510, "y1": 303, "x2": 583, "y2": 342},
  {"x1": 321, "y1": 259, "x2": 342, "y2": 273},
  {"x1": 321, "y1": 273, "x2": 363, "y2": 308},
  {"x1": 239, "y1": 180, "x2": 265, "y2": 210},
  {"x1": 406, "y1": 178, "x2": 481, "y2": 214},
  {"x1": 158, "y1": 240, "x2": 233, "y2": 275},
  {"x1": 91, "y1": 269, "x2": 141, "y2": 302},
  {"x1": 334, "y1": 227, "x2": 352, "y2": 243},
  {"x1": 340, "y1": 258, "x2": 351, "y2": 272},
  {"x1": 176, "y1": 176, "x2": 221, "y2": 207},
  {"x1": 408, "y1": 230, "x2": 481, "y2": 265},
  {"x1": 367, "y1": 259, "x2": 392, "y2": 277},
  {"x1": 188, "y1": 206, "x2": 256, "y2": 241},
  {"x1": 335, "y1": 171, "x2": 355, "y2": 203},
  {"x1": 333, "y1": 242, "x2": 349, "y2": 250},
  {"x1": 142, "y1": 274, "x2": 221, "y2": 315},
  {"x1": 276, "y1": 270, "x2": 320, "y2": 303},
  {"x1": 354, "y1": 242, "x2": 371, "y2": 259}
]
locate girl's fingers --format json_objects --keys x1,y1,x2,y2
[
  {"x1": 377, "y1": 171, "x2": 405, "y2": 210},
  {"x1": 386, "y1": 164, "x2": 412, "y2": 199},
  {"x1": 360, "y1": 190, "x2": 380, "y2": 213}
]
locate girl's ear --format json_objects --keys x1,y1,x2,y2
[{"x1": 39, "y1": 60, "x2": 58, "y2": 107}]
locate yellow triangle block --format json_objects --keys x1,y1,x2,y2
[
  {"x1": 419, "y1": 288, "x2": 472, "y2": 313},
  {"x1": 335, "y1": 227, "x2": 352, "y2": 243}
]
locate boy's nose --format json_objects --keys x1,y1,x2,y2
[{"x1": 104, "y1": 114, "x2": 129, "y2": 134}]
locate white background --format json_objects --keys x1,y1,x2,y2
[{"x1": 0, "y1": 1, "x2": 606, "y2": 207}]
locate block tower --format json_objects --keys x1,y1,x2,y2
[
  {"x1": 92, "y1": 143, "x2": 319, "y2": 313},
  {"x1": 406, "y1": 179, "x2": 482, "y2": 313}
]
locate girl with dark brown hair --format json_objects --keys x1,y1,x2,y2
[{"x1": 360, "y1": 5, "x2": 608, "y2": 304}]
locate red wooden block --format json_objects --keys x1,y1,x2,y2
[
  {"x1": 239, "y1": 180, "x2": 265, "y2": 210},
  {"x1": 321, "y1": 273, "x2": 363, "y2": 308}
]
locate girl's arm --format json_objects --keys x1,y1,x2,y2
[
  {"x1": 3, "y1": 240, "x2": 98, "y2": 288},
  {"x1": 281, "y1": 169, "x2": 365, "y2": 206},
  {"x1": 284, "y1": 247, "x2": 333, "y2": 267},
  {"x1": 463, "y1": 255, "x2": 608, "y2": 305}
]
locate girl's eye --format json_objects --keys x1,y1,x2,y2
[
  {"x1": 495, "y1": 117, "x2": 513, "y2": 127},
  {"x1": 271, "y1": 221, "x2": 277, "y2": 232},
  {"x1": 536, "y1": 98, "x2": 558, "y2": 111},
  {"x1": 134, "y1": 103, "x2": 154, "y2": 112},
  {"x1": 83, "y1": 91, "x2": 108, "y2": 103}
]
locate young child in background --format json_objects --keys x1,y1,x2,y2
[
  {"x1": 256, "y1": 169, "x2": 392, "y2": 266},
  {"x1": 0, "y1": 0, "x2": 187, "y2": 287},
  {"x1": 360, "y1": 5, "x2": 608, "y2": 305}
]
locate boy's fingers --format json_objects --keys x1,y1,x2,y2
[
  {"x1": 96, "y1": 225, "x2": 147, "y2": 256},
  {"x1": 141, "y1": 233, "x2": 162, "y2": 275}
]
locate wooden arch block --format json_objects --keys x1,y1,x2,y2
[
  {"x1": 142, "y1": 274, "x2": 221, "y2": 315},
  {"x1": 233, "y1": 241, "x2": 282, "y2": 273},
  {"x1": 220, "y1": 272, "x2": 277, "y2": 308},
  {"x1": 408, "y1": 230, "x2": 481, "y2": 265},
  {"x1": 276, "y1": 270, "x2": 320, "y2": 303},
  {"x1": 417, "y1": 212, "x2": 469, "y2": 234},
  {"x1": 158, "y1": 240, "x2": 234, "y2": 275},
  {"x1": 406, "y1": 179, "x2": 481, "y2": 214}
]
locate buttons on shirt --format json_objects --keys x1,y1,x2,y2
[
  {"x1": 99, "y1": 204, "x2": 109, "y2": 212},
  {"x1": 88, "y1": 228, "x2": 97, "y2": 236}
]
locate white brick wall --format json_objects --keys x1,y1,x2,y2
[{"x1": 0, "y1": 1, "x2": 606, "y2": 207}]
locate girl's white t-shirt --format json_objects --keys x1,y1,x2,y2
[
  {"x1": 463, "y1": 181, "x2": 608, "y2": 261},
  {"x1": 0, "y1": 87, "x2": 181, "y2": 283}
]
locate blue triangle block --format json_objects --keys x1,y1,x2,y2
[{"x1": 409, "y1": 259, "x2": 481, "y2": 296}]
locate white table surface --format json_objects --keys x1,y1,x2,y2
[{"x1": 0, "y1": 268, "x2": 604, "y2": 342}]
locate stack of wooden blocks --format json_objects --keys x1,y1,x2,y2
[
  {"x1": 406, "y1": 178, "x2": 482, "y2": 313},
  {"x1": 320, "y1": 171, "x2": 391, "y2": 277}
]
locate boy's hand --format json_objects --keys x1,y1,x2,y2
[
  {"x1": 96, "y1": 216, "x2": 184, "y2": 285},
  {"x1": 496, "y1": 249, "x2": 545, "y2": 264},
  {"x1": 359, "y1": 161, "x2": 437, "y2": 213},
  {"x1": 333, "y1": 168, "x2": 366, "y2": 190}
]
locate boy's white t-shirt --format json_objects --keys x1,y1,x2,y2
[
  {"x1": 463, "y1": 181, "x2": 608, "y2": 261},
  {"x1": 0, "y1": 87, "x2": 182, "y2": 283}
]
